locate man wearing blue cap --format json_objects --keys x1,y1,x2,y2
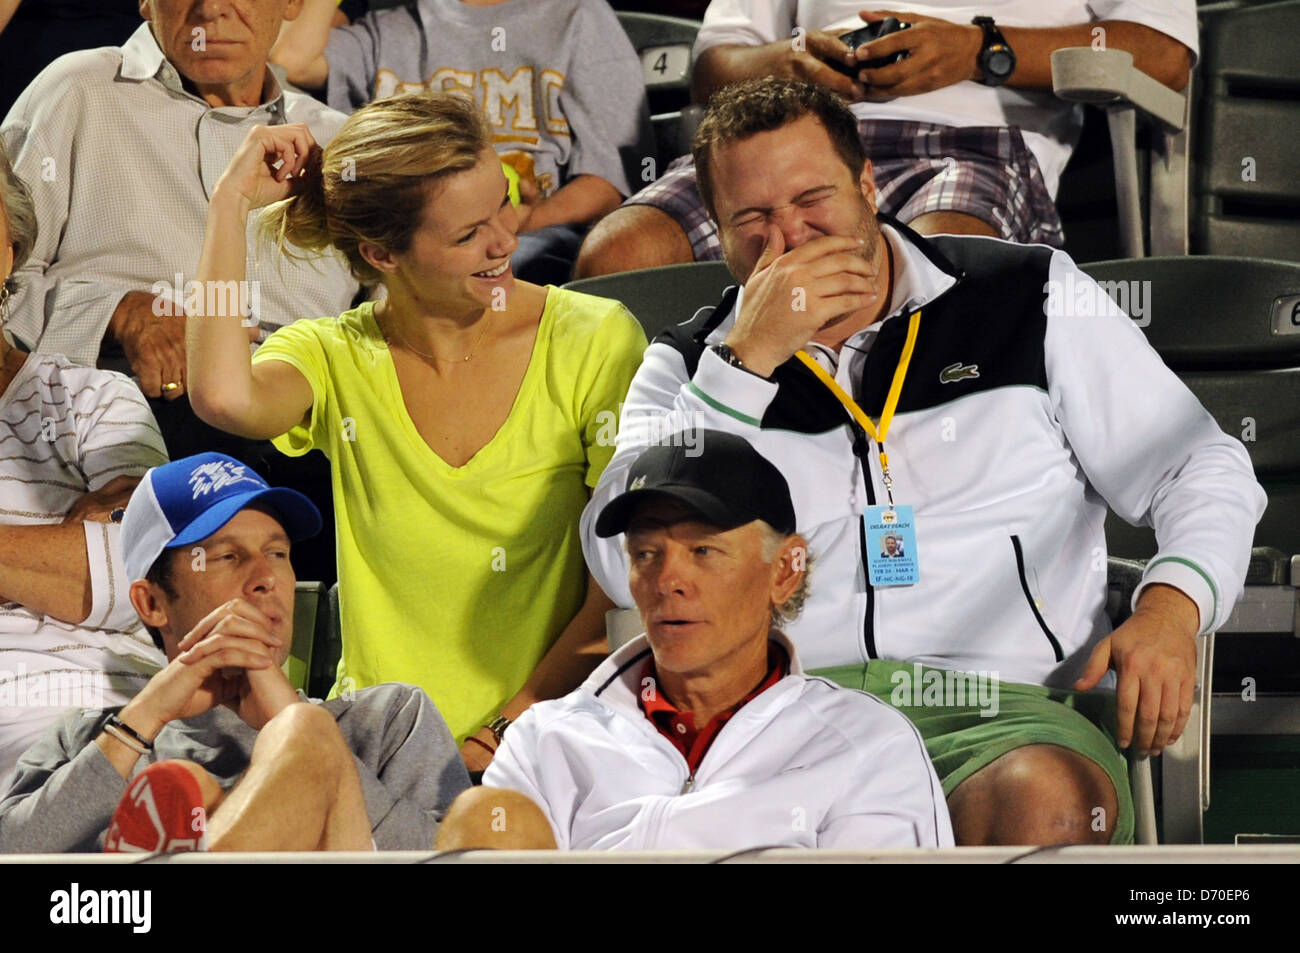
[{"x1": 0, "y1": 452, "x2": 468, "y2": 853}]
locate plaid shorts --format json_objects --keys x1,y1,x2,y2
[{"x1": 627, "y1": 119, "x2": 1065, "y2": 260}]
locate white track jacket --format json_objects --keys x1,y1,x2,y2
[
  {"x1": 484, "y1": 632, "x2": 953, "y2": 849},
  {"x1": 582, "y1": 222, "x2": 1266, "y2": 689}
]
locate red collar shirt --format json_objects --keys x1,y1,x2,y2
[{"x1": 639, "y1": 645, "x2": 787, "y2": 774}]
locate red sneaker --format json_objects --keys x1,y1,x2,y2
[{"x1": 105, "y1": 762, "x2": 207, "y2": 853}]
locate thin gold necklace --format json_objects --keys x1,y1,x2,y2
[{"x1": 382, "y1": 311, "x2": 489, "y2": 364}]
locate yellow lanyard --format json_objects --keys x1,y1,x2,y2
[{"x1": 793, "y1": 309, "x2": 921, "y2": 506}]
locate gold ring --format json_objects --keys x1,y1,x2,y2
[{"x1": 162, "y1": 381, "x2": 181, "y2": 392}]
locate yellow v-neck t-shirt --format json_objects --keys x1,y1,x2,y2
[{"x1": 252, "y1": 288, "x2": 646, "y2": 741}]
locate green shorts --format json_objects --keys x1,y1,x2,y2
[{"x1": 811, "y1": 659, "x2": 1133, "y2": 845}]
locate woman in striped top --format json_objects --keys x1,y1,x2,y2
[{"x1": 0, "y1": 145, "x2": 169, "y2": 783}]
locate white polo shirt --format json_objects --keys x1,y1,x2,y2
[{"x1": 1, "y1": 23, "x2": 359, "y2": 366}]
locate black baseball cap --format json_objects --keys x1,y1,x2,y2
[{"x1": 594, "y1": 429, "x2": 797, "y2": 538}]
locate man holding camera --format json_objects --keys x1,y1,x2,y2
[{"x1": 575, "y1": 0, "x2": 1197, "y2": 277}]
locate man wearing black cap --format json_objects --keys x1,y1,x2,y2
[
  {"x1": 437, "y1": 430, "x2": 951, "y2": 851},
  {"x1": 0, "y1": 452, "x2": 468, "y2": 853}
]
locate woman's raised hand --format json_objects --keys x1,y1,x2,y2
[{"x1": 214, "y1": 122, "x2": 320, "y2": 213}]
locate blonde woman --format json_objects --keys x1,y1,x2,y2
[{"x1": 186, "y1": 93, "x2": 646, "y2": 770}]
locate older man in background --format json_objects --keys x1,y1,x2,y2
[
  {"x1": 2, "y1": 0, "x2": 358, "y2": 391},
  {"x1": 2, "y1": 1, "x2": 360, "y2": 583}
]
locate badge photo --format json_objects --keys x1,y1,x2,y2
[{"x1": 865, "y1": 504, "x2": 919, "y2": 586}]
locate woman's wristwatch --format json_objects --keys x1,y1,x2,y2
[{"x1": 486, "y1": 714, "x2": 511, "y2": 745}]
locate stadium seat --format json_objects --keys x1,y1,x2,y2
[
  {"x1": 1193, "y1": 0, "x2": 1300, "y2": 259},
  {"x1": 614, "y1": 11, "x2": 705, "y2": 169},
  {"x1": 1109, "y1": 558, "x2": 1215, "y2": 844},
  {"x1": 564, "y1": 260, "x2": 734, "y2": 339},
  {"x1": 1053, "y1": 1, "x2": 1300, "y2": 262},
  {"x1": 1085, "y1": 255, "x2": 1300, "y2": 656},
  {"x1": 1082, "y1": 256, "x2": 1300, "y2": 560},
  {"x1": 614, "y1": 11, "x2": 699, "y2": 112},
  {"x1": 285, "y1": 581, "x2": 326, "y2": 692},
  {"x1": 1086, "y1": 255, "x2": 1300, "y2": 838},
  {"x1": 308, "y1": 582, "x2": 344, "y2": 700},
  {"x1": 607, "y1": 607, "x2": 642, "y2": 653},
  {"x1": 1051, "y1": 44, "x2": 1192, "y2": 258}
]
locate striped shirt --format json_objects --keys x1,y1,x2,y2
[
  {"x1": 0, "y1": 23, "x2": 360, "y2": 367},
  {"x1": 0, "y1": 354, "x2": 168, "y2": 781}
]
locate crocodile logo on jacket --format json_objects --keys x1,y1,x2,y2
[{"x1": 939, "y1": 362, "x2": 981, "y2": 384}]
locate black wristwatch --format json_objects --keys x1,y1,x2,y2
[
  {"x1": 486, "y1": 714, "x2": 511, "y2": 745},
  {"x1": 711, "y1": 343, "x2": 766, "y2": 378},
  {"x1": 972, "y1": 16, "x2": 1016, "y2": 87}
]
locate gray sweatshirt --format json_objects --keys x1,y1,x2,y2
[
  {"x1": 0, "y1": 683, "x2": 469, "y2": 852},
  {"x1": 324, "y1": 0, "x2": 653, "y2": 199}
]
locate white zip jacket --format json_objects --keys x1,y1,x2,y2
[
  {"x1": 581, "y1": 222, "x2": 1267, "y2": 689},
  {"x1": 483, "y1": 632, "x2": 953, "y2": 849}
]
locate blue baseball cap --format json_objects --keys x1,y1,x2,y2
[{"x1": 122, "y1": 452, "x2": 322, "y2": 582}]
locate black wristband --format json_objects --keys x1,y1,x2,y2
[{"x1": 107, "y1": 714, "x2": 154, "y2": 751}]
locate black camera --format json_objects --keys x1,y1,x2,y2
[{"x1": 832, "y1": 17, "x2": 912, "y2": 77}]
